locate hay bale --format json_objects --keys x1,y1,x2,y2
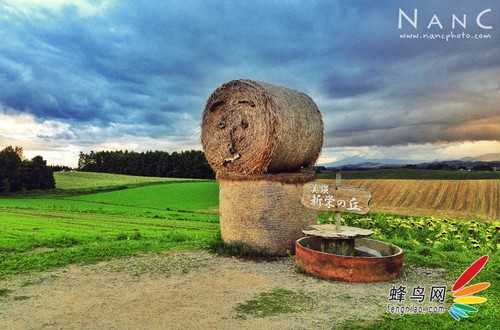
[
  {"x1": 202, "y1": 79, "x2": 323, "y2": 175},
  {"x1": 219, "y1": 171, "x2": 317, "y2": 256}
]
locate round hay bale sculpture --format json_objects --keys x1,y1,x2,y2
[
  {"x1": 202, "y1": 79, "x2": 323, "y2": 175},
  {"x1": 218, "y1": 171, "x2": 317, "y2": 256}
]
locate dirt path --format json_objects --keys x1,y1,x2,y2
[{"x1": 0, "y1": 251, "x2": 446, "y2": 329}]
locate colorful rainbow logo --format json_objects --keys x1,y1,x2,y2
[{"x1": 449, "y1": 255, "x2": 490, "y2": 321}]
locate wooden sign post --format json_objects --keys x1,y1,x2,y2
[
  {"x1": 334, "y1": 173, "x2": 342, "y2": 230},
  {"x1": 300, "y1": 173, "x2": 373, "y2": 255}
]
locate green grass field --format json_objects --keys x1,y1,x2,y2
[
  {"x1": 0, "y1": 172, "x2": 219, "y2": 277},
  {"x1": 318, "y1": 169, "x2": 500, "y2": 180},
  {"x1": 0, "y1": 171, "x2": 498, "y2": 328}
]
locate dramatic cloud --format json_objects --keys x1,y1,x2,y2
[{"x1": 0, "y1": 0, "x2": 499, "y2": 165}]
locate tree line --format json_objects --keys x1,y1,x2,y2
[
  {"x1": 0, "y1": 146, "x2": 55, "y2": 193},
  {"x1": 78, "y1": 150, "x2": 214, "y2": 179}
]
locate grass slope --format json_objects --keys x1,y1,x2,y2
[
  {"x1": 54, "y1": 171, "x2": 180, "y2": 190},
  {"x1": 73, "y1": 181, "x2": 219, "y2": 211}
]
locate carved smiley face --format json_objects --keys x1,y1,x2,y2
[{"x1": 202, "y1": 83, "x2": 276, "y2": 174}]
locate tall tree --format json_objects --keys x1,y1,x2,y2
[{"x1": 0, "y1": 146, "x2": 55, "y2": 193}]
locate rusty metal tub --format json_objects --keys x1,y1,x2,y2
[{"x1": 295, "y1": 236, "x2": 403, "y2": 282}]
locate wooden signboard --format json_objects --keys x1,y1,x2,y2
[
  {"x1": 301, "y1": 174, "x2": 372, "y2": 255},
  {"x1": 301, "y1": 181, "x2": 371, "y2": 215}
]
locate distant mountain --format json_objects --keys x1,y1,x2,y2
[
  {"x1": 461, "y1": 153, "x2": 500, "y2": 162},
  {"x1": 320, "y1": 152, "x2": 500, "y2": 169},
  {"x1": 320, "y1": 156, "x2": 424, "y2": 168}
]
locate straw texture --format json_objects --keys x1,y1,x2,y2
[
  {"x1": 202, "y1": 79, "x2": 323, "y2": 175},
  {"x1": 219, "y1": 172, "x2": 316, "y2": 256}
]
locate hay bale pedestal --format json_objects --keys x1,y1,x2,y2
[{"x1": 218, "y1": 172, "x2": 316, "y2": 256}]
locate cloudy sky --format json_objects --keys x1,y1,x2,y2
[{"x1": 1, "y1": 0, "x2": 499, "y2": 167}]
